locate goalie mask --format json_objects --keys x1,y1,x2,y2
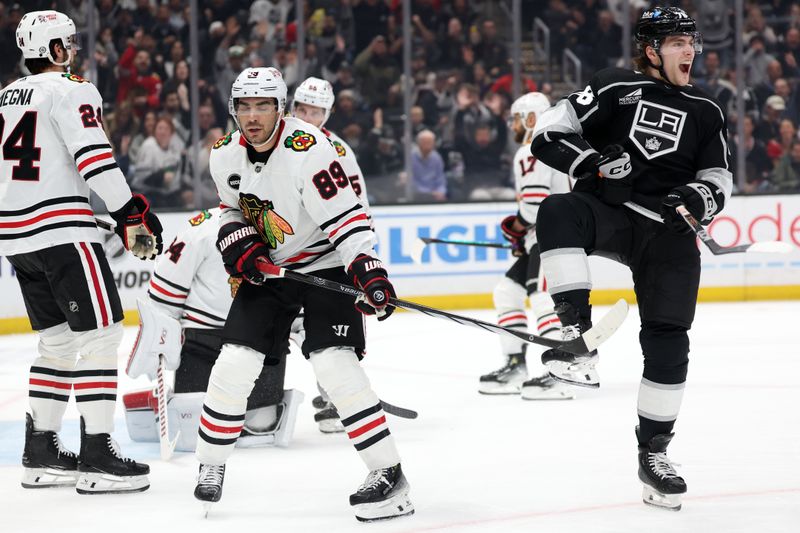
[
  {"x1": 229, "y1": 67, "x2": 287, "y2": 148},
  {"x1": 292, "y1": 77, "x2": 335, "y2": 128},
  {"x1": 16, "y1": 10, "x2": 80, "y2": 67}
]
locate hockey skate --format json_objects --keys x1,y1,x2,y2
[
  {"x1": 478, "y1": 354, "x2": 527, "y2": 394},
  {"x1": 350, "y1": 463, "x2": 414, "y2": 522},
  {"x1": 75, "y1": 417, "x2": 150, "y2": 494},
  {"x1": 195, "y1": 463, "x2": 226, "y2": 517},
  {"x1": 540, "y1": 302, "x2": 599, "y2": 388},
  {"x1": 21, "y1": 413, "x2": 79, "y2": 488},
  {"x1": 314, "y1": 404, "x2": 344, "y2": 433},
  {"x1": 520, "y1": 373, "x2": 576, "y2": 400},
  {"x1": 637, "y1": 428, "x2": 686, "y2": 511}
]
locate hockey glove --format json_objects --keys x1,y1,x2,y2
[
  {"x1": 660, "y1": 182, "x2": 720, "y2": 234},
  {"x1": 216, "y1": 222, "x2": 271, "y2": 284},
  {"x1": 347, "y1": 254, "x2": 396, "y2": 321},
  {"x1": 500, "y1": 215, "x2": 526, "y2": 257},
  {"x1": 575, "y1": 145, "x2": 633, "y2": 205},
  {"x1": 110, "y1": 194, "x2": 164, "y2": 260}
]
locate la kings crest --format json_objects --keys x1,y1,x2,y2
[{"x1": 628, "y1": 100, "x2": 687, "y2": 160}]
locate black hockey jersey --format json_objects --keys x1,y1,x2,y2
[{"x1": 531, "y1": 68, "x2": 733, "y2": 221}]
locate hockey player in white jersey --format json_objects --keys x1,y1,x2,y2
[
  {"x1": 123, "y1": 208, "x2": 303, "y2": 451},
  {"x1": 194, "y1": 67, "x2": 413, "y2": 522},
  {"x1": 478, "y1": 92, "x2": 576, "y2": 400},
  {"x1": 291, "y1": 76, "x2": 372, "y2": 433},
  {"x1": 1, "y1": 10, "x2": 162, "y2": 494}
]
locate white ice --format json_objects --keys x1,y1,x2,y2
[{"x1": 0, "y1": 301, "x2": 798, "y2": 533}]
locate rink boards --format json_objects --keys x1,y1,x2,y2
[{"x1": 0, "y1": 194, "x2": 798, "y2": 333}]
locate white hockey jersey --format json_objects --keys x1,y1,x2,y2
[
  {"x1": 210, "y1": 117, "x2": 376, "y2": 273},
  {"x1": 0, "y1": 72, "x2": 132, "y2": 255},
  {"x1": 322, "y1": 127, "x2": 371, "y2": 211},
  {"x1": 147, "y1": 208, "x2": 233, "y2": 330},
  {"x1": 512, "y1": 144, "x2": 573, "y2": 251}
]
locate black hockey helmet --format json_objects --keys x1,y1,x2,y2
[{"x1": 635, "y1": 7, "x2": 702, "y2": 54}]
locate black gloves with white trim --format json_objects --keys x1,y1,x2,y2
[
  {"x1": 216, "y1": 222, "x2": 272, "y2": 284},
  {"x1": 348, "y1": 254, "x2": 396, "y2": 321},
  {"x1": 574, "y1": 144, "x2": 633, "y2": 205},
  {"x1": 660, "y1": 182, "x2": 722, "y2": 234},
  {"x1": 110, "y1": 194, "x2": 163, "y2": 260}
]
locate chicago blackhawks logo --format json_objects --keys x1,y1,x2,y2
[
  {"x1": 228, "y1": 276, "x2": 242, "y2": 298},
  {"x1": 188, "y1": 210, "x2": 212, "y2": 226},
  {"x1": 213, "y1": 132, "x2": 233, "y2": 149},
  {"x1": 284, "y1": 130, "x2": 316, "y2": 152},
  {"x1": 61, "y1": 72, "x2": 88, "y2": 83},
  {"x1": 332, "y1": 140, "x2": 347, "y2": 157},
  {"x1": 238, "y1": 194, "x2": 295, "y2": 248}
]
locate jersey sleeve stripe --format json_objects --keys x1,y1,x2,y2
[
  {"x1": 73, "y1": 143, "x2": 112, "y2": 161},
  {"x1": 332, "y1": 226, "x2": 372, "y2": 248},
  {"x1": 153, "y1": 272, "x2": 190, "y2": 292},
  {"x1": 77, "y1": 151, "x2": 113, "y2": 171},
  {"x1": 319, "y1": 204, "x2": 362, "y2": 231},
  {"x1": 82, "y1": 162, "x2": 120, "y2": 181},
  {"x1": 521, "y1": 193, "x2": 548, "y2": 199},
  {"x1": 284, "y1": 247, "x2": 335, "y2": 263},
  {"x1": 185, "y1": 314, "x2": 223, "y2": 328},
  {"x1": 147, "y1": 292, "x2": 185, "y2": 309},
  {"x1": 0, "y1": 208, "x2": 93, "y2": 229},
  {"x1": 183, "y1": 304, "x2": 226, "y2": 322},
  {"x1": 0, "y1": 196, "x2": 90, "y2": 217},
  {"x1": 328, "y1": 213, "x2": 369, "y2": 237},
  {"x1": 149, "y1": 280, "x2": 187, "y2": 299},
  {"x1": 0, "y1": 220, "x2": 96, "y2": 240}
]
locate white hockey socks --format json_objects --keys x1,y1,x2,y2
[
  {"x1": 73, "y1": 323, "x2": 123, "y2": 435},
  {"x1": 637, "y1": 377, "x2": 685, "y2": 425},
  {"x1": 196, "y1": 344, "x2": 265, "y2": 465},
  {"x1": 493, "y1": 277, "x2": 528, "y2": 358},
  {"x1": 29, "y1": 323, "x2": 79, "y2": 432},
  {"x1": 310, "y1": 347, "x2": 400, "y2": 471}
]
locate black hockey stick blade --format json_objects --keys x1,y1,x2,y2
[
  {"x1": 677, "y1": 205, "x2": 793, "y2": 255},
  {"x1": 411, "y1": 237, "x2": 512, "y2": 263},
  {"x1": 380, "y1": 400, "x2": 418, "y2": 419},
  {"x1": 256, "y1": 262, "x2": 629, "y2": 356}
]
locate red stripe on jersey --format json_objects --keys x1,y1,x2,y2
[
  {"x1": 0, "y1": 208, "x2": 93, "y2": 228},
  {"x1": 347, "y1": 415, "x2": 386, "y2": 439},
  {"x1": 200, "y1": 416, "x2": 243, "y2": 434},
  {"x1": 73, "y1": 381, "x2": 117, "y2": 390},
  {"x1": 521, "y1": 193, "x2": 548, "y2": 199},
  {"x1": 328, "y1": 213, "x2": 368, "y2": 237},
  {"x1": 498, "y1": 313, "x2": 527, "y2": 325},
  {"x1": 29, "y1": 378, "x2": 72, "y2": 390},
  {"x1": 79, "y1": 242, "x2": 109, "y2": 327},
  {"x1": 149, "y1": 280, "x2": 187, "y2": 298},
  {"x1": 219, "y1": 203, "x2": 231, "y2": 209},
  {"x1": 77, "y1": 152, "x2": 113, "y2": 171},
  {"x1": 285, "y1": 249, "x2": 327, "y2": 263}
]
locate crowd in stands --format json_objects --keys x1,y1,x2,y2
[{"x1": 2, "y1": 0, "x2": 800, "y2": 209}]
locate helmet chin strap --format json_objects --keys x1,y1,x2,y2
[
  {"x1": 646, "y1": 48, "x2": 676, "y2": 86},
  {"x1": 49, "y1": 47, "x2": 73, "y2": 69}
]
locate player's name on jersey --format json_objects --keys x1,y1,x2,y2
[{"x1": 0, "y1": 88, "x2": 33, "y2": 107}]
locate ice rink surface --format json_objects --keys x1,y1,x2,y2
[{"x1": 0, "y1": 301, "x2": 798, "y2": 533}]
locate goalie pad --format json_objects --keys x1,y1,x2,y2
[
  {"x1": 126, "y1": 298, "x2": 183, "y2": 380},
  {"x1": 123, "y1": 389, "x2": 303, "y2": 451}
]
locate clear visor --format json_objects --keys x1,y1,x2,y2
[
  {"x1": 67, "y1": 32, "x2": 83, "y2": 52},
  {"x1": 292, "y1": 102, "x2": 327, "y2": 121},
  {"x1": 235, "y1": 99, "x2": 278, "y2": 116},
  {"x1": 658, "y1": 32, "x2": 703, "y2": 55}
]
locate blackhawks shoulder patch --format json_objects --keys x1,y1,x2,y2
[
  {"x1": 213, "y1": 131, "x2": 233, "y2": 149},
  {"x1": 283, "y1": 129, "x2": 316, "y2": 152},
  {"x1": 61, "y1": 72, "x2": 88, "y2": 83},
  {"x1": 188, "y1": 209, "x2": 212, "y2": 226},
  {"x1": 332, "y1": 140, "x2": 347, "y2": 157}
]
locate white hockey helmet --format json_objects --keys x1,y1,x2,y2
[
  {"x1": 16, "y1": 10, "x2": 79, "y2": 67},
  {"x1": 229, "y1": 67, "x2": 287, "y2": 147},
  {"x1": 510, "y1": 92, "x2": 551, "y2": 123},
  {"x1": 292, "y1": 76, "x2": 335, "y2": 127}
]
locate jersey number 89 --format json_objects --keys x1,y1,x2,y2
[{"x1": 312, "y1": 160, "x2": 350, "y2": 200}]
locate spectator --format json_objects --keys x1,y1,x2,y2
[
  {"x1": 131, "y1": 116, "x2": 187, "y2": 208},
  {"x1": 754, "y1": 60, "x2": 784, "y2": 109},
  {"x1": 249, "y1": 0, "x2": 291, "y2": 43},
  {"x1": 777, "y1": 27, "x2": 800, "y2": 79},
  {"x1": 462, "y1": 124, "x2": 514, "y2": 201},
  {"x1": 352, "y1": 0, "x2": 391, "y2": 53},
  {"x1": 732, "y1": 115, "x2": 774, "y2": 193},
  {"x1": 353, "y1": 35, "x2": 401, "y2": 108},
  {"x1": 452, "y1": 83, "x2": 496, "y2": 156},
  {"x1": 473, "y1": 19, "x2": 509, "y2": 77},
  {"x1": 411, "y1": 130, "x2": 447, "y2": 202},
  {"x1": 743, "y1": 35, "x2": 776, "y2": 88},
  {"x1": 586, "y1": 10, "x2": 622, "y2": 72},
  {"x1": 162, "y1": 88, "x2": 190, "y2": 143},
  {"x1": 756, "y1": 94, "x2": 786, "y2": 142},
  {"x1": 327, "y1": 89, "x2": 370, "y2": 149},
  {"x1": 0, "y1": 4, "x2": 23, "y2": 84},
  {"x1": 105, "y1": 100, "x2": 139, "y2": 177},
  {"x1": 778, "y1": 117, "x2": 797, "y2": 156},
  {"x1": 442, "y1": 0, "x2": 478, "y2": 34},
  {"x1": 151, "y1": 3, "x2": 178, "y2": 58},
  {"x1": 410, "y1": 106, "x2": 427, "y2": 136},
  {"x1": 216, "y1": 44, "x2": 247, "y2": 103},
  {"x1": 436, "y1": 17, "x2": 468, "y2": 70},
  {"x1": 771, "y1": 138, "x2": 800, "y2": 191},
  {"x1": 696, "y1": 0, "x2": 734, "y2": 68},
  {"x1": 117, "y1": 29, "x2": 163, "y2": 115},
  {"x1": 332, "y1": 62, "x2": 360, "y2": 102},
  {"x1": 131, "y1": 0, "x2": 155, "y2": 31},
  {"x1": 184, "y1": 127, "x2": 225, "y2": 210},
  {"x1": 743, "y1": 6, "x2": 778, "y2": 49}
]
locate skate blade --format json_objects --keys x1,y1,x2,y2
[
  {"x1": 642, "y1": 485, "x2": 682, "y2": 511},
  {"x1": 548, "y1": 371, "x2": 599, "y2": 389},
  {"x1": 546, "y1": 360, "x2": 599, "y2": 389},
  {"x1": 353, "y1": 494, "x2": 415, "y2": 522},
  {"x1": 21, "y1": 467, "x2": 78, "y2": 488},
  {"x1": 520, "y1": 388, "x2": 576, "y2": 400},
  {"x1": 75, "y1": 472, "x2": 150, "y2": 494},
  {"x1": 317, "y1": 419, "x2": 344, "y2": 433},
  {"x1": 202, "y1": 502, "x2": 214, "y2": 518},
  {"x1": 478, "y1": 382, "x2": 523, "y2": 395},
  {"x1": 236, "y1": 433, "x2": 277, "y2": 448}
]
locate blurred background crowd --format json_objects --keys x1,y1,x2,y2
[{"x1": 2, "y1": 0, "x2": 800, "y2": 209}]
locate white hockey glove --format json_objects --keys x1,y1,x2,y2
[{"x1": 126, "y1": 298, "x2": 183, "y2": 380}]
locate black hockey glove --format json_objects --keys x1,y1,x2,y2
[
  {"x1": 347, "y1": 254, "x2": 396, "y2": 321},
  {"x1": 110, "y1": 194, "x2": 164, "y2": 260},
  {"x1": 660, "y1": 182, "x2": 719, "y2": 234},
  {"x1": 575, "y1": 145, "x2": 633, "y2": 205},
  {"x1": 500, "y1": 215, "x2": 526, "y2": 257},
  {"x1": 216, "y1": 222, "x2": 271, "y2": 284}
]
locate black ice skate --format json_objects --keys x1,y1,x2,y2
[
  {"x1": 195, "y1": 463, "x2": 226, "y2": 517},
  {"x1": 76, "y1": 417, "x2": 150, "y2": 494},
  {"x1": 540, "y1": 302, "x2": 599, "y2": 388},
  {"x1": 350, "y1": 463, "x2": 414, "y2": 522},
  {"x1": 21, "y1": 413, "x2": 79, "y2": 488},
  {"x1": 311, "y1": 394, "x2": 327, "y2": 410},
  {"x1": 478, "y1": 353, "x2": 527, "y2": 394},
  {"x1": 637, "y1": 428, "x2": 687, "y2": 511},
  {"x1": 520, "y1": 373, "x2": 576, "y2": 400},
  {"x1": 314, "y1": 403, "x2": 344, "y2": 433}
]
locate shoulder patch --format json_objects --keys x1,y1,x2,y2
[
  {"x1": 332, "y1": 139, "x2": 347, "y2": 157},
  {"x1": 188, "y1": 209, "x2": 212, "y2": 226},
  {"x1": 213, "y1": 131, "x2": 234, "y2": 149},
  {"x1": 283, "y1": 129, "x2": 317, "y2": 152},
  {"x1": 61, "y1": 73, "x2": 88, "y2": 83}
]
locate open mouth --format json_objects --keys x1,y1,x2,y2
[{"x1": 679, "y1": 64, "x2": 691, "y2": 74}]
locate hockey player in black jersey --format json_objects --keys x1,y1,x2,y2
[{"x1": 530, "y1": 7, "x2": 732, "y2": 510}]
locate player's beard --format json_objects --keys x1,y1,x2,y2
[{"x1": 514, "y1": 128, "x2": 525, "y2": 144}]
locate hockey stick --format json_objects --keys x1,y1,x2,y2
[
  {"x1": 677, "y1": 206, "x2": 793, "y2": 255},
  {"x1": 155, "y1": 355, "x2": 180, "y2": 461},
  {"x1": 411, "y1": 237, "x2": 511, "y2": 263},
  {"x1": 380, "y1": 400, "x2": 418, "y2": 419},
  {"x1": 95, "y1": 217, "x2": 156, "y2": 251},
  {"x1": 255, "y1": 262, "x2": 628, "y2": 355}
]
